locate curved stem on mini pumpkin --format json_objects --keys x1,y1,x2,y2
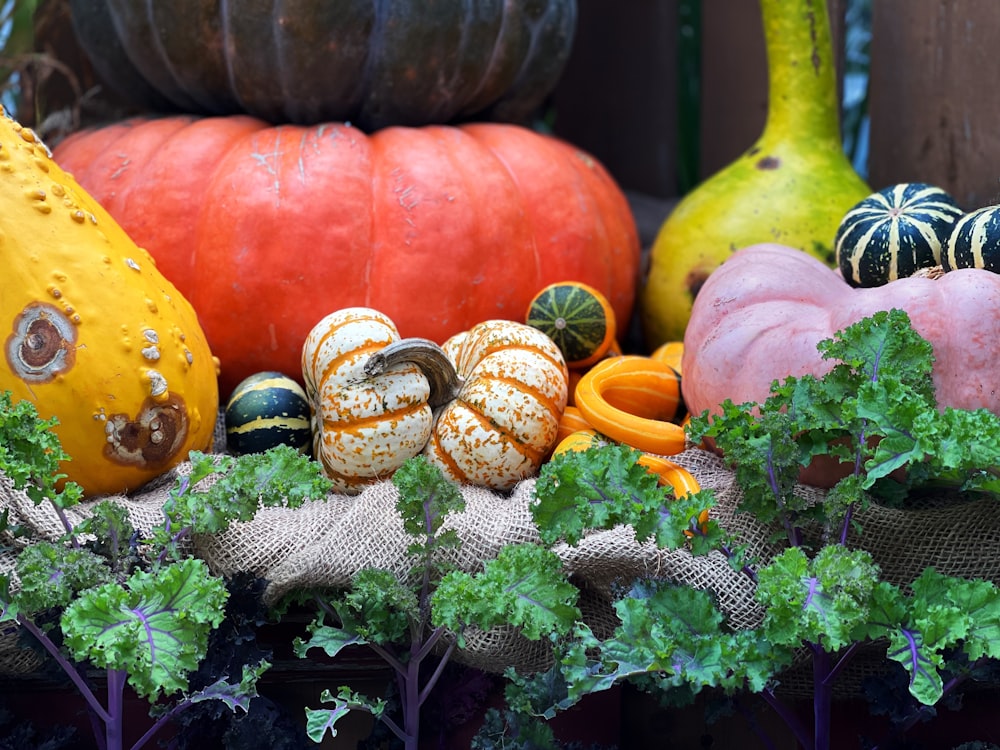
[{"x1": 364, "y1": 338, "x2": 464, "y2": 409}]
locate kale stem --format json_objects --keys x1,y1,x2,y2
[
  {"x1": 731, "y1": 695, "x2": 780, "y2": 750},
  {"x1": 404, "y1": 634, "x2": 423, "y2": 750},
  {"x1": 838, "y1": 504, "x2": 855, "y2": 546},
  {"x1": 48, "y1": 500, "x2": 79, "y2": 547},
  {"x1": 812, "y1": 644, "x2": 833, "y2": 750},
  {"x1": 314, "y1": 594, "x2": 337, "y2": 621},
  {"x1": 718, "y1": 541, "x2": 759, "y2": 584},
  {"x1": 378, "y1": 714, "x2": 407, "y2": 744},
  {"x1": 411, "y1": 624, "x2": 444, "y2": 664},
  {"x1": 368, "y1": 640, "x2": 408, "y2": 678},
  {"x1": 105, "y1": 668, "x2": 127, "y2": 750},
  {"x1": 759, "y1": 686, "x2": 813, "y2": 750},
  {"x1": 130, "y1": 698, "x2": 197, "y2": 750},
  {"x1": 765, "y1": 445, "x2": 801, "y2": 547},
  {"x1": 822, "y1": 642, "x2": 859, "y2": 687},
  {"x1": 17, "y1": 613, "x2": 111, "y2": 725},
  {"x1": 417, "y1": 635, "x2": 457, "y2": 707}
]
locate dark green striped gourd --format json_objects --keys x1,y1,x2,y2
[
  {"x1": 835, "y1": 182, "x2": 964, "y2": 287},
  {"x1": 525, "y1": 281, "x2": 616, "y2": 368},
  {"x1": 943, "y1": 205, "x2": 1000, "y2": 272},
  {"x1": 224, "y1": 371, "x2": 312, "y2": 455}
]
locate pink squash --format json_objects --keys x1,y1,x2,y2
[{"x1": 682, "y1": 243, "x2": 1000, "y2": 485}]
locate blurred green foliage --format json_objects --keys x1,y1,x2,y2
[
  {"x1": 0, "y1": 0, "x2": 39, "y2": 115},
  {"x1": 842, "y1": 0, "x2": 872, "y2": 179}
]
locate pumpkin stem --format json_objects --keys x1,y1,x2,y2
[{"x1": 365, "y1": 338, "x2": 463, "y2": 409}]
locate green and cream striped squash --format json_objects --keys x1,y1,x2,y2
[
  {"x1": 943, "y1": 205, "x2": 1000, "y2": 273},
  {"x1": 224, "y1": 371, "x2": 313, "y2": 455},
  {"x1": 835, "y1": 182, "x2": 964, "y2": 287},
  {"x1": 524, "y1": 281, "x2": 616, "y2": 368}
]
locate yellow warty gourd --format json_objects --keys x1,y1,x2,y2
[{"x1": 0, "y1": 106, "x2": 220, "y2": 496}]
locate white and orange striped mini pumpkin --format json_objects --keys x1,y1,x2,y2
[
  {"x1": 301, "y1": 307, "x2": 433, "y2": 494},
  {"x1": 368, "y1": 319, "x2": 569, "y2": 491}
]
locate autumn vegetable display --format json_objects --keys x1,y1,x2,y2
[
  {"x1": 640, "y1": 0, "x2": 870, "y2": 347},
  {"x1": 6, "y1": 0, "x2": 1000, "y2": 746},
  {"x1": 0, "y1": 393, "x2": 332, "y2": 750},
  {"x1": 67, "y1": 0, "x2": 577, "y2": 130},
  {"x1": 52, "y1": 117, "x2": 639, "y2": 398},
  {"x1": 294, "y1": 455, "x2": 584, "y2": 748},
  {"x1": 520, "y1": 311, "x2": 1000, "y2": 750},
  {"x1": 0, "y1": 106, "x2": 219, "y2": 497}
]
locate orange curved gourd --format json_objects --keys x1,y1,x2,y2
[{"x1": 574, "y1": 356, "x2": 686, "y2": 456}]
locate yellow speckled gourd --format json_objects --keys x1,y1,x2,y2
[
  {"x1": 640, "y1": 0, "x2": 870, "y2": 346},
  {"x1": 0, "y1": 106, "x2": 219, "y2": 497}
]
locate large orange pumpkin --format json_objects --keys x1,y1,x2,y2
[{"x1": 52, "y1": 116, "x2": 640, "y2": 397}]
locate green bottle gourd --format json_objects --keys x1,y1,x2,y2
[{"x1": 640, "y1": 0, "x2": 870, "y2": 346}]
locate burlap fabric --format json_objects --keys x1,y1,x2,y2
[{"x1": 3, "y1": 439, "x2": 1000, "y2": 694}]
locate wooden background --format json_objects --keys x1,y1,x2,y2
[{"x1": 552, "y1": 0, "x2": 1000, "y2": 224}]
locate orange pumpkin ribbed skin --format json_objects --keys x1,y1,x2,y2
[
  {"x1": 52, "y1": 117, "x2": 641, "y2": 398},
  {"x1": 425, "y1": 320, "x2": 568, "y2": 490},
  {"x1": 301, "y1": 307, "x2": 432, "y2": 494}
]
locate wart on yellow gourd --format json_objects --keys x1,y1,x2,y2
[{"x1": 0, "y1": 106, "x2": 219, "y2": 496}]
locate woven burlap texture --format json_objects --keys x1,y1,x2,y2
[{"x1": 4, "y1": 446, "x2": 1000, "y2": 686}]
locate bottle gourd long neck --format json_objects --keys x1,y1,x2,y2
[{"x1": 759, "y1": 0, "x2": 842, "y2": 143}]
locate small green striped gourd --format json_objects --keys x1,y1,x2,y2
[
  {"x1": 835, "y1": 183, "x2": 964, "y2": 287},
  {"x1": 525, "y1": 281, "x2": 616, "y2": 368},
  {"x1": 943, "y1": 205, "x2": 1000, "y2": 273},
  {"x1": 224, "y1": 371, "x2": 312, "y2": 455},
  {"x1": 301, "y1": 307, "x2": 433, "y2": 494}
]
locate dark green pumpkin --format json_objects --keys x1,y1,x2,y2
[
  {"x1": 943, "y1": 205, "x2": 1000, "y2": 273},
  {"x1": 68, "y1": 0, "x2": 577, "y2": 130},
  {"x1": 835, "y1": 182, "x2": 964, "y2": 287},
  {"x1": 225, "y1": 371, "x2": 312, "y2": 455}
]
